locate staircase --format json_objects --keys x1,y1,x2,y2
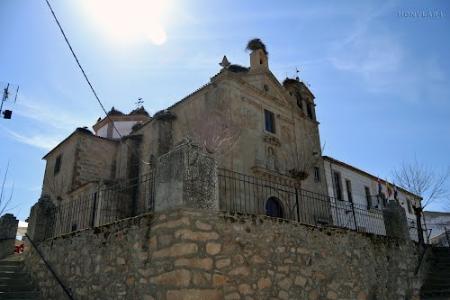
[
  {"x1": 421, "y1": 247, "x2": 450, "y2": 299},
  {"x1": 0, "y1": 257, "x2": 40, "y2": 299}
]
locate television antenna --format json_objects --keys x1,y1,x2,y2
[{"x1": 0, "y1": 82, "x2": 19, "y2": 120}]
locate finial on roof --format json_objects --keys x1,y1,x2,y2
[
  {"x1": 107, "y1": 106, "x2": 124, "y2": 116},
  {"x1": 219, "y1": 55, "x2": 230, "y2": 68}
]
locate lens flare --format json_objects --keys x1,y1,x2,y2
[{"x1": 82, "y1": 0, "x2": 170, "y2": 45}]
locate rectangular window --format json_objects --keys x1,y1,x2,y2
[
  {"x1": 314, "y1": 167, "x2": 320, "y2": 182},
  {"x1": 264, "y1": 109, "x2": 275, "y2": 133},
  {"x1": 54, "y1": 154, "x2": 62, "y2": 175},
  {"x1": 345, "y1": 179, "x2": 353, "y2": 203},
  {"x1": 306, "y1": 103, "x2": 314, "y2": 120},
  {"x1": 333, "y1": 171, "x2": 343, "y2": 201},
  {"x1": 365, "y1": 186, "x2": 372, "y2": 209},
  {"x1": 406, "y1": 198, "x2": 413, "y2": 214}
]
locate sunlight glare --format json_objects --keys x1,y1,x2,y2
[{"x1": 83, "y1": 0, "x2": 170, "y2": 45}]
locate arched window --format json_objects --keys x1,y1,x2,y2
[{"x1": 266, "y1": 197, "x2": 284, "y2": 218}]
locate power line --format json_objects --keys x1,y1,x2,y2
[{"x1": 44, "y1": 0, "x2": 150, "y2": 165}]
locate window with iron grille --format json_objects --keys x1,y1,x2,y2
[
  {"x1": 365, "y1": 186, "x2": 372, "y2": 209},
  {"x1": 314, "y1": 167, "x2": 320, "y2": 182},
  {"x1": 345, "y1": 179, "x2": 353, "y2": 203},
  {"x1": 333, "y1": 171, "x2": 343, "y2": 201},
  {"x1": 264, "y1": 109, "x2": 275, "y2": 133},
  {"x1": 406, "y1": 198, "x2": 413, "y2": 213}
]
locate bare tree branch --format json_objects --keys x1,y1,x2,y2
[
  {"x1": 181, "y1": 93, "x2": 245, "y2": 160},
  {"x1": 393, "y1": 157, "x2": 450, "y2": 208},
  {"x1": 0, "y1": 162, "x2": 16, "y2": 216},
  {"x1": 280, "y1": 124, "x2": 323, "y2": 186}
]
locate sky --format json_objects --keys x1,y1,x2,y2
[{"x1": 0, "y1": 0, "x2": 449, "y2": 221}]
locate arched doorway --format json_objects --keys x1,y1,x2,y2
[{"x1": 265, "y1": 197, "x2": 284, "y2": 218}]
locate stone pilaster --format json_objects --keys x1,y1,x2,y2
[
  {"x1": 27, "y1": 195, "x2": 56, "y2": 243},
  {"x1": 0, "y1": 213, "x2": 19, "y2": 258},
  {"x1": 154, "y1": 141, "x2": 218, "y2": 212},
  {"x1": 383, "y1": 200, "x2": 410, "y2": 240}
]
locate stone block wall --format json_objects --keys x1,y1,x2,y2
[
  {"x1": 24, "y1": 208, "x2": 423, "y2": 300},
  {"x1": 0, "y1": 213, "x2": 19, "y2": 259}
]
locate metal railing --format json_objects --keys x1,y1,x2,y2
[
  {"x1": 25, "y1": 233, "x2": 74, "y2": 299},
  {"x1": 218, "y1": 168, "x2": 386, "y2": 235},
  {"x1": 45, "y1": 171, "x2": 155, "y2": 239}
]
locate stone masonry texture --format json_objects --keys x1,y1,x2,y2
[
  {"x1": 0, "y1": 213, "x2": 19, "y2": 259},
  {"x1": 24, "y1": 208, "x2": 423, "y2": 300}
]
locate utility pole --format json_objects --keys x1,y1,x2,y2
[{"x1": 0, "y1": 82, "x2": 19, "y2": 120}]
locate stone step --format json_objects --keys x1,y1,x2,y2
[
  {"x1": 422, "y1": 284, "x2": 450, "y2": 293},
  {"x1": 427, "y1": 273, "x2": 450, "y2": 285},
  {"x1": 0, "y1": 291, "x2": 40, "y2": 299},
  {"x1": 0, "y1": 275, "x2": 31, "y2": 285},
  {"x1": 0, "y1": 266, "x2": 24, "y2": 272},
  {"x1": 0, "y1": 261, "x2": 23, "y2": 267},
  {"x1": 0, "y1": 283, "x2": 38, "y2": 292},
  {"x1": 0, "y1": 272, "x2": 30, "y2": 279}
]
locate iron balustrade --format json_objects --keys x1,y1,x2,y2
[
  {"x1": 45, "y1": 171, "x2": 155, "y2": 239},
  {"x1": 218, "y1": 168, "x2": 386, "y2": 236},
  {"x1": 42, "y1": 166, "x2": 424, "y2": 240}
]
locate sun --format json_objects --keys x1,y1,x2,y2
[{"x1": 82, "y1": 0, "x2": 170, "y2": 45}]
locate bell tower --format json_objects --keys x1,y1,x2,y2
[{"x1": 250, "y1": 48, "x2": 269, "y2": 71}]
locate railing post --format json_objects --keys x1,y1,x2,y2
[
  {"x1": 445, "y1": 227, "x2": 450, "y2": 247},
  {"x1": 0, "y1": 213, "x2": 19, "y2": 259},
  {"x1": 413, "y1": 206, "x2": 425, "y2": 245},
  {"x1": 383, "y1": 200, "x2": 409, "y2": 240},
  {"x1": 295, "y1": 188, "x2": 300, "y2": 222},
  {"x1": 154, "y1": 140, "x2": 218, "y2": 211},
  {"x1": 350, "y1": 202, "x2": 358, "y2": 231},
  {"x1": 27, "y1": 195, "x2": 56, "y2": 242}
]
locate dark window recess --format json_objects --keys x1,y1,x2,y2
[
  {"x1": 264, "y1": 109, "x2": 275, "y2": 133},
  {"x1": 306, "y1": 103, "x2": 314, "y2": 120},
  {"x1": 381, "y1": 194, "x2": 387, "y2": 207},
  {"x1": 406, "y1": 199, "x2": 413, "y2": 214},
  {"x1": 314, "y1": 167, "x2": 320, "y2": 182},
  {"x1": 296, "y1": 93, "x2": 303, "y2": 110},
  {"x1": 265, "y1": 197, "x2": 284, "y2": 218},
  {"x1": 71, "y1": 223, "x2": 78, "y2": 232},
  {"x1": 54, "y1": 154, "x2": 62, "y2": 175},
  {"x1": 333, "y1": 171, "x2": 343, "y2": 201},
  {"x1": 365, "y1": 186, "x2": 372, "y2": 209},
  {"x1": 346, "y1": 179, "x2": 353, "y2": 203}
]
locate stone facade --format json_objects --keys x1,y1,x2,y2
[
  {"x1": 42, "y1": 128, "x2": 119, "y2": 202},
  {"x1": 40, "y1": 42, "x2": 328, "y2": 216},
  {"x1": 0, "y1": 213, "x2": 19, "y2": 259},
  {"x1": 24, "y1": 208, "x2": 424, "y2": 300},
  {"x1": 155, "y1": 142, "x2": 218, "y2": 212}
]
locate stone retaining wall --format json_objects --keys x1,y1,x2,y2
[
  {"x1": 24, "y1": 208, "x2": 423, "y2": 300},
  {"x1": 0, "y1": 213, "x2": 19, "y2": 259}
]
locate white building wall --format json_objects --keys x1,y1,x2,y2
[
  {"x1": 111, "y1": 121, "x2": 138, "y2": 139},
  {"x1": 97, "y1": 126, "x2": 108, "y2": 138},
  {"x1": 96, "y1": 121, "x2": 139, "y2": 139},
  {"x1": 323, "y1": 157, "x2": 424, "y2": 240}
]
